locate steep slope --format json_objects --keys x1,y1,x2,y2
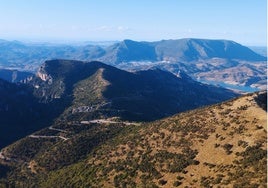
[
  {"x1": 29, "y1": 59, "x2": 238, "y2": 122},
  {"x1": 249, "y1": 46, "x2": 267, "y2": 57},
  {"x1": 0, "y1": 59, "x2": 237, "y2": 151},
  {"x1": 0, "y1": 92, "x2": 266, "y2": 187},
  {"x1": 153, "y1": 38, "x2": 266, "y2": 62},
  {"x1": 99, "y1": 39, "x2": 157, "y2": 64},
  {"x1": 0, "y1": 79, "x2": 52, "y2": 149},
  {"x1": 101, "y1": 38, "x2": 266, "y2": 65},
  {"x1": 0, "y1": 60, "x2": 114, "y2": 149}
]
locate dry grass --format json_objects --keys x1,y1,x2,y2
[
  {"x1": 87, "y1": 92, "x2": 267, "y2": 187},
  {"x1": 4, "y1": 92, "x2": 265, "y2": 188}
]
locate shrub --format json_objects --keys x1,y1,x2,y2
[
  {"x1": 173, "y1": 181, "x2": 182, "y2": 187},
  {"x1": 158, "y1": 179, "x2": 167, "y2": 185},
  {"x1": 223, "y1": 144, "x2": 233, "y2": 155},
  {"x1": 237, "y1": 140, "x2": 248, "y2": 148}
]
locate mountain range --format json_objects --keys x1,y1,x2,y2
[
  {"x1": 0, "y1": 59, "x2": 238, "y2": 150},
  {"x1": 111, "y1": 39, "x2": 266, "y2": 91},
  {"x1": 0, "y1": 38, "x2": 266, "y2": 187},
  {"x1": 30, "y1": 59, "x2": 239, "y2": 121},
  {"x1": 99, "y1": 38, "x2": 266, "y2": 64},
  {"x1": 0, "y1": 38, "x2": 266, "y2": 91}
]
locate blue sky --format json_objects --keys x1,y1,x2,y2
[{"x1": 0, "y1": 0, "x2": 266, "y2": 45}]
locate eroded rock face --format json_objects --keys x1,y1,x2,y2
[
  {"x1": 37, "y1": 71, "x2": 48, "y2": 81},
  {"x1": 37, "y1": 69, "x2": 53, "y2": 84}
]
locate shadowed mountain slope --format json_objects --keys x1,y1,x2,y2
[
  {"x1": 0, "y1": 59, "x2": 237, "y2": 150},
  {"x1": 29, "y1": 59, "x2": 237, "y2": 122},
  {"x1": 0, "y1": 79, "x2": 52, "y2": 149}
]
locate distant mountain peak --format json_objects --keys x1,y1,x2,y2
[
  {"x1": 154, "y1": 38, "x2": 266, "y2": 62},
  {"x1": 98, "y1": 38, "x2": 266, "y2": 65},
  {"x1": 0, "y1": 38, "x2": 266, "y2": 91}
]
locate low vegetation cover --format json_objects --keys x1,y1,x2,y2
[{"x1": 0, "y1": 91, "x2": 266, "y2": 187}]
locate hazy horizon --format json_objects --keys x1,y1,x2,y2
[
  {"x1": 0, "y1": 0, "x2": 267, "y2": 46},
  {"x1": 1, "y1": 37, "x2": 267, "y2": 48}
]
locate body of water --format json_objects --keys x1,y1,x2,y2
[{"x1": 198, "y1": 79, "x2": 260, "y2": 93}]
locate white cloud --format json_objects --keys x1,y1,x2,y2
[
  {"x1": 117, "y1": 26, "x2": 129, "y2": 32},
  {"x1": 96, "y1": 25, "x2": 112, "y2": 31},
  {"x1": 91, "y1": 25, "x2": 130, "y2": 33}
]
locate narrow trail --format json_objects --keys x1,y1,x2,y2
[
  {"x1": 29, "y1": 135, "x2": 69, "y2": 141},
  {"x1": 27, "y1": 126, "x2": 69, "y2": 141},
  {"x1": 26, "y1": 119, "x2": 140, "y2": 143},
  {"x1": 0, "y1": 119, "x2": 139, "y2": 165},
  {"x1": 48, "y1": 126, "x2": 69, "y2": 133},
  {"x1": 80, "y1": 119, "x2": 141, "y2": 126}
]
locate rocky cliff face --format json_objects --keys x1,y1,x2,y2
[{"x1": 36, "y1": 71, "x2": 52, "y2": 83}]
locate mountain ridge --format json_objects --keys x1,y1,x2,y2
[
  {"x1": 0, "y1": 38, "x2": 265, "y2": 70},
  {"x1": 0, "y1": 38, "x2": 266, "y2": 187},
  {"x1": 0, "y1": 59, "x2": 238, "y2": 150},
  {"x1": 0, "y1": 38, "x2": 265, "y2": 91},
  {"x1": 31, "y1": 59, "x2": 238, "y2": 122},
  {"x1": 100, "y1": 38, "x2": 266, "y2": 64}
]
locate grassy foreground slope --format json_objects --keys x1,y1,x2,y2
[{"x1": 1, "y1": 91, "x2": 265, "y2": 187}]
